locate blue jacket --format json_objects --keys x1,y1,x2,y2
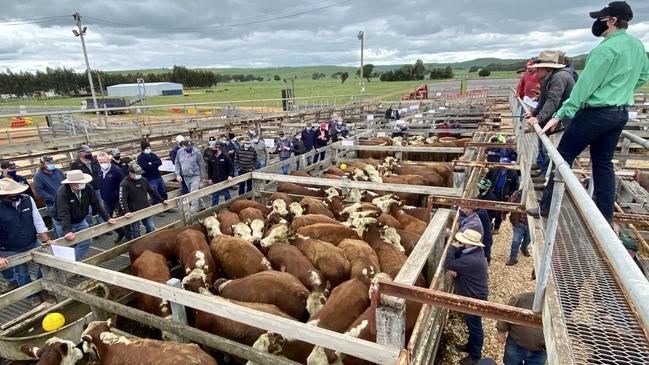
[
  {"x1": 33, "y1": 168, "x2": 66, "y2": 207},
  {"x1": 445, "y1": 246, "x2": 489, "y2": 300},
  {"x1": 97, "y1": 164, "x2": 124, "y2": 204},
  {"x1": 170, "y1": 145, "x2": 181, "y2": 163},
  {"x1": 476, "y1": 209, "x2": 493, "y2": 262},
  {"x1": 459, "y1": 212, "x2": 484, "y2": 237},
  {"x1": 302, "y1": 128, "x2": 316, "y2": 151},
  {"x1": 137, "y1": 152, "x2": 163, "y2": 180}
]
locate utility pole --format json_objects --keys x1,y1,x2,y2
[
  {"x1": 357, "y1": 31, "x2": 365, "y2": 97},
  {"x1": 72, "y1": 12, "x2": 101, "y2": 125}
]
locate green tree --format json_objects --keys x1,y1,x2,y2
[
  {"x1": 274, "y1": 75, "x2": 281, "y2": 81},
  {"x1": 340, "y1": 72, "x2": 349, "y2": 84},
  {"x1": 478, "y1": 68, "x2": 491, "y2": 77},
  {"x1": 468, "y1": 66, "x2": 480, "y2": 73},
  {"x1": 413, "y1": 59, "x2": 426, "y2": 80},
  {"x1": 356, "y1": 64, "x2": 375, "y2": 82}
]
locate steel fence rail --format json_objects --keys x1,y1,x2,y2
[
  {"x1": 621, "y1": 129, "x2": 649, "y2": 150},
  {"x1": 511, "y1": 89, "x2": 649, "y2": 334}
]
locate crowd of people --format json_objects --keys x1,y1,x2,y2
[
  {"x1": 447, "y1": 2, "x2": 648, "y2": 364},
  {"x1": 0, "y1": 114, "x2": 348, "y2": 307}
]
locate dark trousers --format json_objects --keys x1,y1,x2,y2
[
  {"x1": 148, "y1": 177, "x2": 167, "y2": 203},
  {"x1": 464, "y1": 314, "x2": 483, "y2": 359},
  {"x1": 313, "y1": 149, "x2": 326, "y2": 163},
  {"x1": 540, "y1": 107, "x2": 627, "y2": 222},
  {"x1": 238, "y1": 169, "x2": 252, "y2": 195},
  {"x1": 536, "y1": 137, "x2": 550, "y2": 176},
  {"x1": 503, "y1": 335, "x2": 547, "y2": 365}
]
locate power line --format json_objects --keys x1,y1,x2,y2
[
  {"x1": 84, "y1": 0, "x2": 353, "y2": 31},
  {"x1": 0, "y1": 15, "x2": 68, "y2": 25}
]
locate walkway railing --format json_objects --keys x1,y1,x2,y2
[{"x1": 510, "y1": 89, "x2": 649, "y2": 331}]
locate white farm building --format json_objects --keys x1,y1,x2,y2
[{"x1": 106, "y1": 82, "x2": 183, "y2": 97}]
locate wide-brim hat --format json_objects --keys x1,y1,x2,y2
[
  {"x1": 61, "y1": 169, "x2": 93, "y2": 184},
  {"x1": 528, "y1": 50, "x2": 566, "y2": 69},
  {"x1": 0, "y1": 179, "x2": 29, "y2": 195},
  {"x1": 455, "y1": 229, "x2": 485, "y2": 247}
]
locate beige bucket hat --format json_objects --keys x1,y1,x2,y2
[
  {"x1": 455, "y1": 229, "x2": 485, "y2": 247},
  {"x1": 0, "y1": 179, "x2": 29, "y2": 195},
  {"x1": 529, "y1": 50, "x2": 566, "y2": 69},
  {"x1": 61, "y1": 170, "x2": 93, "y2": 184}
]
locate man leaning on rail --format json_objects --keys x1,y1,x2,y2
[{"x1": 526, "y1": 1, "x2": 649, "y2": 223}]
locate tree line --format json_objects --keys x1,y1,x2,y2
[
  {"x1": 379, "y1": 60, "x2": 453, "y2": 81},
  {"x1": 0, "y1": 65, "x2": 266, "y2": 96}
]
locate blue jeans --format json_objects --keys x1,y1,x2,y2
[
  {"x1": 212, "y1": 187, "x2": 231, "y2": 206},
  {"x1": 181, "y1": 180, "x2": 189, "y2": 194},
  {"x1": 503, "y1": 335, "x2": 547, "y2": 365},
  {"x1": 86, "y1": 189, "x2": 106, "y2": 226},
  {"x1": 464, "y1": 314, "x2": 483, "y2": 359},
  {"x1": 257, "y1": 160, "x2": 267, "y2": 169},
  {"x1": 540, "y1": 107, "x2": 627, "y2": 222},
  {"x1": 1, "y1": 241, "x2": 41, "y2": 299},
  {"x1": 52, "y1": 219, "x2": 92, "y2": 260},
  {"x1": 280, "y1": 157, "x2": 290, "y2": 175},
  {"x1": 129, "y1": 216, "x2": 156, "y2": 239},
  {"x1": 304, "y1": 152, "x2": 313, "y2": 166},
  {"x1": 148, "y1": 177, "x2": 167, "y2": 203},
  {"x1": 46, "y1": 204, "x2": 62, "y2": 239},
  {"x1": 536, "y1": 137, "x2": 549, "y2": 176},
  {"x1": 238, "y1": 169, "x2": 253, "y2": 195},
  {"x1": 510, "y1": 223, "x2": 530, "y2": 261}
]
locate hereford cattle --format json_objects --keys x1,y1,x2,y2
[
  {"x1": 338, "y1": 239, "x2": 381, "y2": 284},
  {"x1": 250, "y1": 333, "x2": 313, "y2": 364},
  {"x1": 291, "y1": 214, "x2": 343, "y2": 230},
  {"x1": 81, "y1": 319, "x2": 217, "y2": 365},
  {"x1": 238, "y1": 207, "x2": 264, "y2": 223},
  {"x1": 377, "y1": 213, "x2": 401, "y2": 229},
  {"x1": 288, "y1": 202, "x2": 304, "y2": 219},
  {"x1": 396, "y1": 229, "x2": 422, "y2": 256},
  {"x1": 277, "y1": 182, "x2": 325, "y2": 197},
  {"x1": 217, "y1": 208, "x2": 242, "y2": 236},
  {"x1": 131, "y1": 251, "x2": 172, "y2": 318},
  {"x1": 391, "y1": 165, "x2": 446, "y2": 187},
  {"x1": 214, "y1": 271, "x2": 311, "y2": 320},
  {"x1": 267, "y1": 242, "x2": 327, "y2": 293},
  {"x1": 390, "y1": 206, "x2": 427, "y2": 235},
  {"x1": 175, "y1": 230, "x2": 217, "y2": 292},
  {"x1": 324, "y1": 166, "x2": 346, "y2": 176},
  {"x1": 21, "y1": 337, "x2": 84, "y2": 365},
  {"x1": 229, "y1": 199, "x2": 270, "y2": 215},
  {"x1": 269, "y1": 192, "x2": 293, "y2": 206},
  {"x1": 402, "y1": 206, "x2": 431, "y2": 223},
  {"x1": 325, "y1": 195, "x2": 345, "y2": 220},
  {"x1": 233, "y1": 222, "x2": 254, "y2": 242},
  {"x1": 201, "y1": 215, "x2": 223, "y2": 240},
  {"x1": 299, "y1": 197, "x2": 334, "y2": 218},
  {"x1": 194, "y1": 299, "x2": 293, "y2": 348},
  {"x1": 210, "y1": 235, "x2": 271, "y2": 279},
  {"x1": 128, "y1": 224, "x2": 206, "y2": 263},
  {"x1": 267, "y1": 199, "x2": 290, "y2": 225},
  {"x1": 296, "y1": 223, "x2": 358, "y2": 245},
  {"x1": 259, "y1": 223, "x2": 290, "y2": 248},
  {"x1": 294, "y1": 237, "x2": 351, "y2": 287}
]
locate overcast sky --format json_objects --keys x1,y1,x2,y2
[{"x1": 1, "y1": 0, "x2": 648, "y2": 72}]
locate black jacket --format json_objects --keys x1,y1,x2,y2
[
  {"x1": 533, "y1": 68, "x2": 576, "y2": 127},
  {"x1": 119, "y1": 177, "x2": 163, "y2": 214},
  {"x1": 292, "y1": 138, "x2": 305, "y2": 155},
  {"x1": 477, "y1": 190, "x2": 499, "y2": 220},
  {"x1": 70, "y1": 158, "x2": 101, "y2": 189},
  {"x1": 302, "y1": 128, "x2": 316, "y2": 151},
  {"x1": 486, "y1": 169, "x2": 520, "y2": 201},
  {"x1": 315, "y1": 128, "x2": 329, "y2": 148},
  {"x1": 111, "y1": 156, "x2": 132, "y2": 177},
  {"x1": 208, "y1": 151, "x2": 234, "y2": 183},
  {"x1": 54, "y1": 184, "x2": 110, "y2": 234},
  {"x1": 445, "y1": 246, "x2": 489, "y2": 300},
  {"x1": 137, "y1": 152, "x2": 163, "y2": 180}
]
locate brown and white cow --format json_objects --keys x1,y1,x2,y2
[
  {"x1": 214, "y1": 271, "x2": 311, "y2": 320},
  {"x1": 291, "y1": 214, "x2": 343, "y2": 230},
  {"x1": 299, "y1": 197, "x2": 335, "y2": 218},
  {"x1": 277, "y1": 182, "x2": 325, "y2": 197},
  {"x1": 269, "y1": 192, "x2": 294, "y2": 206},
  {"x1": 81, "y1": 319, "x2": 217, "y2": 365},
  {"x1": 229, "y1": 199, "x2": 270, "y2": 215},
  {"x1": 266, "y1": 242, "x2": 327, "y2": 293},
  {"x1": 128, "y1": 224, "x2": 206, "y2": 263},
  {"x1": 210, "y1": 235, "x2": 271, "y2": 279},
  {"x1": 216, "y1": 208, "x2": 242, "y2": 236},
  {"x1": 296, "y1": 224, "x2": 358, "y2": 246},
  {"x1": 294, "y1": 237, "x2": 351, "y2": 287},
  {"x1": 131, "y1": 251, "x2": 172, "y2": 318},
  {"x1": 20, "y1": 337, "x2": 84, "y2": 365},
  {"x1": 175, "y1": 230, "x2": 217, "y2": 292},
  {"x1": 338, "y1": 239, "x2": 381, "y2": 284}
]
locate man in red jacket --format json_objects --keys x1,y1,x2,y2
[{"x1": 516, "y1": 60, "x2": 541, "y2": 100}]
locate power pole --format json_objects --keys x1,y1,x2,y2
[
  {"x1": 72, "y1": 12, "x2": 101, "y2": 125},
  {"x1": 357, "y1": 31, "x2": 365, "y2": 97}
]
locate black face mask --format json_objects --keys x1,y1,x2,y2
[
  {"x1": 113, "y1": 155, "x2": 121, "y2": 161},
  {"x1": 2, "y1": 194, "x2": 20, "y2": 203},
  {"x1": 592, "y1": 19, "x2": 609, "y2": 37}
]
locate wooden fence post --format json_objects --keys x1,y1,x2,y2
[
  {"x1": 177, "y1": 195, "x2": 192, "y2": 227},
  {"x1": 41, "y1": 263, "x2": 68, "y2": 302},
  {"x1": 166, "y1": 278, "x2": 189, "y2": 343}
]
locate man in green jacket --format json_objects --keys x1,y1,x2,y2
[{"x1": 527, "y1": 1, "x2": 649, "y2": 222}]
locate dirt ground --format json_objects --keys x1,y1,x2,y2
[{"x1": 436, "y1": 220, "x2": 537, "y2": 364}]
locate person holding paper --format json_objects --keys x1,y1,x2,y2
[
  {"x1": 119, "y1": 163, "x2": 169, "y2": 239},
  {"x1": 275, "y1": 130, "x2": 293, "y2": 175},
  {"x1": 54, "y1": 170, "x2": 117, "y2": 261},
  {"x1": 0, "y1": 179, "x2": 56, "y2": 306},
  {"x1": 207, "y1": 142, "x2": 234, "y2": 206},
  {"x1": 301, "y1": 123, "x2": 316, "y2": 165}
]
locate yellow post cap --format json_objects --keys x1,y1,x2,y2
[
  {"x1": 340, "y1": 163, "x2": 347, "y2": 171},
  {"x1": 42, "y1": 312, "x2": 66, "y2": 332}
]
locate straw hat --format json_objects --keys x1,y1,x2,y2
[
  {"x1": 0, "y1": 179, "x2": 29, "y2": 195},
  {"x1": 528, "y1": 50, "x2": 566, "y2": 69},
  {"x1": 61, "y1": 170, "x2": 93, "y2": 184},
  {"x1": 455, "y1": 229, "x2": 485, "y2": 247}
]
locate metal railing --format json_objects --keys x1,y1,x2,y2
[{"x1": 510, "y1": 89, "x2": 649, "y2": 332}]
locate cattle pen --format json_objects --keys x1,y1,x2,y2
[{"x1": 0, "y1": 88, "x2": 648, "y2": 365}]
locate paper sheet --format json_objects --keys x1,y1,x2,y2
[
  {"x1": 366, "y1": 115, "x2": 374, "y2": 121},
  {"x1": 414, "y1": 113, "x2": 423, "y2": 118},
  {"x1": 342, "y1": 140, "x2": 354, "y2": 146},
  {"x1": 523, "y1": 96, "x2": 539, "y2": 108},
  {"x1": 628, "y1": 112, "x2": 638, "y2": 120},
  {"x1": 159, "y1": 160, "x2": 176, "y2": 172},
  {"x1": 52, "y1": 245, "x2": 76, "y2": 261},
  {"x1": 377, "y1": 132, "x2": 386, "y2": 137},
  {"x1": 264, "y1": 139, "x2": 275, "y2": 148}
]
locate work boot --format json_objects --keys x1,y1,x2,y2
[
  {"x1": 460, "y1": 355, "x2": 480, "y2": 365},
  {"x1": 526, "y1": 207, "x2": 548, "y2": 218},
  {"x1": 455, "y1": 343, "x2": 469, "y2": 353},
  {"x1": 506, "y1": 258, "x2": 518, "y2": 266},
  {"x1": 521, "y1": 247, "x2": 531, "y2": 257},
  {"x1": 530, "y1": 170, "x2": 541, "y2": 178}
]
